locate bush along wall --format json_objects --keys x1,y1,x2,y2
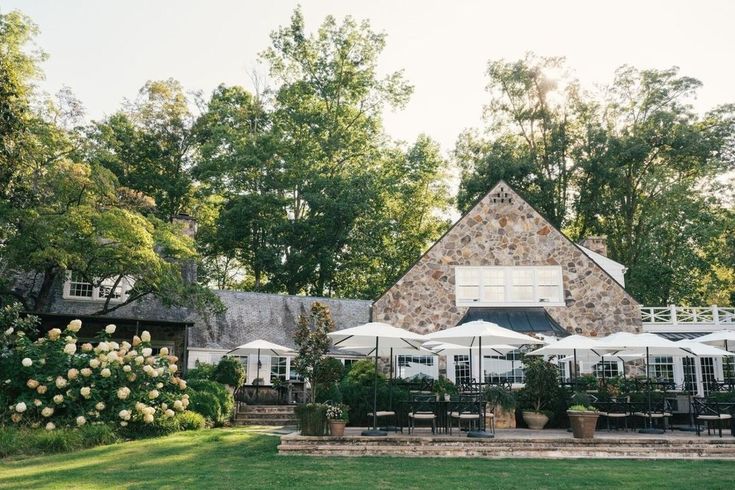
[{"x1": 0, "y1": 319, "x2": 192, "y2": 433}]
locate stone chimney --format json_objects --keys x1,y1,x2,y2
[
  {"x1": 580, "y1": 235, "x2": 608, "y2": 257},
  {"x1": 171, "y1": 214, "x2": 198, "y2": 284}
]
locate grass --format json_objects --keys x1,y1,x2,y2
[{"x1": 0, "y1": 428, "x2": 733, "y2": 489}]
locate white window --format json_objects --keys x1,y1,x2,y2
[
  {"x1": 454, "y1": 266, "x2": 564, "y2": 307},
  {"x1": 63, "y1": 271, "x2": 133, "y2": 303}
]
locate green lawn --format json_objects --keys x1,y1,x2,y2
[{"x1": 0, "y1": 428, "x2": 732, "y2": 489}]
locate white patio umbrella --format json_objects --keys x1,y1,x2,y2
[
  {"x1": 328, "y1": 322, "x2": 426, "y2": 436},
  {"x1": 226, "y1": 340, "x2": 296, "y2": 400},
  {"x1": 597, "y1": 332, "x2": 696, "y2": 433},
  {"x1": 426, "y1": 342, "x2": 518, "y2": 385},
  {"x1": 674, "y1": 339, "x2": 734, "y2": 357},
  {"x1": 694, "y1": 330, "x2": 735, "y2": 382},
  {"x1": 425, "y1": 320, "x2": 542, "y2": 438},
  {"x1": 527, "y1": 335, "x2": 614, "y2": 381}
]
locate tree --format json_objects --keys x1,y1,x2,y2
[
  {"x1": 457, "y1": 55, "x2": 735, "y2": 305},
  {"x1": 87, "y1": 79, "x2": 195, "y2": 220},
  {"x1": 262, "y1": 8, "x2": 413, "y2": 296},
  {"x1": 292, "y1": 302, "x2": 334, "y2": 402},
  {"x1": 456, "y1": 54, "x2": 581, "y2": 227},
  {"x1": 192, "y1": 84, "x2": 284, "y2": 291}
]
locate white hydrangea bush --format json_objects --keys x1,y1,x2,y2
[{"x1": 1, "y1": 319, "x2": 190, "y2": 430}]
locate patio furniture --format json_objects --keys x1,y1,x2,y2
[
  {"x1": 632, "y1": 398, "x2": 673, "y2": 432},
  {"x1": 226, "y1": 340, "x2": 296, "y2": 403},
  {"x1": 426, "y1": 320, "x2": 542, "y2": 438},
  {"x1": 367, "y1": 410, "x2": 399, "y2": 432},
  {"x1": 407, "y1": 394, "x2": 438, "y2": 434},
  {"x1": 595, "y1": 399, "x2": 631, "y2": 431},
  {"x1": 329, "y1": 322, "x2": 425, "y2": 436},
  {"x1": 449, "y1": 395, "x2": 488, "y2": 435},
  {"x1": 693, "y1": 398, "x2": 733, "y2": 438}
]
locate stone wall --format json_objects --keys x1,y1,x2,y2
[{"x1": 373, "y1": 181, "x2": 641, "y2": 336}]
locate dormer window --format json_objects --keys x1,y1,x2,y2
[
  {"x1": 63, "y1": 271, "x2": 133, "y2": 303},
  {"x1": 455, "y1": 266, "x2": 564, "y2": 307}
]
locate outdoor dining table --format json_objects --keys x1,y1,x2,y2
[{"x1": 396, "y1": 397, "x2": 486, "y2": 434}]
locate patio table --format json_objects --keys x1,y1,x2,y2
[{"x1": 397, "y1": 399, "x2": 487, "y2": 434}]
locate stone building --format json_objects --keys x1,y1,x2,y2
[{"x1": 372, "y1": 181, "x2": 641, "y2": 384}]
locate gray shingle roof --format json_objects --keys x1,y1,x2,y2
[{"x1": 187, "y1": 291, "x2": 371, "y2": 350}]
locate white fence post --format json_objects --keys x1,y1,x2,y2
[
  {"x1": 670, "y1": 304, "x2": 678, "y2": 325},
  {"x1": 713, "y1": 305, "x2": 720, "y2": 326}
]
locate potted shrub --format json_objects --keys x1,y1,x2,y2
[
  {"x1": 326, "y1": 403, "x2": 349, "y2": 437},
  {"x1": 432, "y1": 376, "x2": 458, "y2": 401},
  {"x1": 520, "y1": 356, "x2": 560, "y2": 430},
  {"x1": 484, "y1": 384, "x2": 517, "y2": 428},
  {"x1": 295, "y1": 403, "x2": 328, "y2": 435},
  {"x1": 567, "y1": 404, "x2": 599, "y2": 439}
]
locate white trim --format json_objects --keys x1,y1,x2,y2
[
  {"x1": 455, "y1": 265, "x2": 565, "y2": 307},
  {"x1": 62, "y1": 271, "x2": 133, "y2": 303}
]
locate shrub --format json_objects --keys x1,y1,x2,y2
[
  {"x1": 188, "y1": 391, "x2": 221, "y2": 424},
  {"x1": 345, "y1": 359, "x2": 384, "y2": 385},
  {"x1": 213, "y1": 357, "x2": 245, "y2": 387},
  {"x1": 186, "y1": 361, "x2": 217, "y2": 381},
  {"x1": 432, "y1": 376, "x2": 458, "y2": 397},
  {"x1": 0, "y1": 318, "x2": 191, "y2": 433},
  {"x1": 0, "y1": 424, "x2": 120, "y2": 458},
  {"x1": 176, "y1": 411, "x2": 206, "y2": 431},
  {"x1": 519, "y1": 355, "x2": 561, "y2": 413},
  {"x1": 295, "y1": 403, "x2": 327, "y2": 435},
  {"x1": 187, "y1": 379, "x2": 234, "y2": 425}
]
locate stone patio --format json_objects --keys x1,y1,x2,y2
[{"x1": 278, "y1": 427, "x2": 735, "y2": 459}]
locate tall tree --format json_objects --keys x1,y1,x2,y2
[
  {"x1": 87, "y1": 79, "x2": 195, "y2": 220},
  {"x1": 262, "y1": 8, "x2": 413, "y2": 296},
  {"x1": 456, "y1": 54, "x2": 580, "y2": 228}
]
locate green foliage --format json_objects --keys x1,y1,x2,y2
[
  {"x1": 431, "y1": 376, "x2": 458, "y2": 397},
  {"x1": 314, "y1": 356, "x2": 345, "y2": 386},
  {"x1": 175, "y1": 411, "x2": 207, "y2": 431},
  {"x1": 213, "y1": 356, "x2": 245, "y2": 387},
  {"x1": 568, "y1": 404, "x2": 597, "y2": 412},
  {"x1": 294, "y1": 403, "x2": 328, "y2": 435},
  {"x1": 338, "y1": 376, "x2": 409, "y2": 426},
  {"x1": 344, "y1": 358, "x2": 385, "y2": 385},
  {"x1": 519, "y1": 356, "x2": 562, "y2": 412},
  {"x1": 0, "y1": 424, "x2": 120, "y2": 458},
  {"x1": 186, "y1": 379, "x2": 234, "y2": 425},
  {"x1": 484, "y1": 385, "x2": 517, "y2": 411},
  {"x1": 0, "y1": 319, "x2": 190, "y2": 431},
  {"x1": 292, "y1": 302, "x2": 334, "y2": 402},
  {"x1": 186, "y1": 361, "x2": 217, "y2": 381}
]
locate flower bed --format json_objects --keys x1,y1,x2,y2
[{"x1": 1, "y1": 316, "x2": 192, "y2": 433}]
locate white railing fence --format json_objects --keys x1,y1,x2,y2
[{"x1": 641, "y1": 305, "x2": 735, "y2": 326}]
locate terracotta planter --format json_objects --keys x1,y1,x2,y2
[
  {"x1": 522, "y1": 411, "x2": 549, "y2": 430},
  {"x1": 567, "y1": 411, "x2": 599, "y2": 439},
  {"x1": 329, "y1": 420, "x2": 346, "y2": 437}
]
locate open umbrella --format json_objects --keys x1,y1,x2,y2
[
  {"x1": 694, "y1": 330, "x2": 735, "y2": 383},
  {"x1": 328, "y1": 322, "x2": 426, "y2": 436},
  {"x1": 597, "y1": 332, "x2": 696, "y2": 434},
  {"x1": 426, "y1": 342, "x2": 518, "y2": 385},
  {"x1": 425, "y1": 320, "x2": 542, "y2": 438},
  {"x1": 227, "y1": 340, "x2": 296, "y2": 401},
  {"x1": 527, "y1": 335, "x2": 615, "y2": 382}
]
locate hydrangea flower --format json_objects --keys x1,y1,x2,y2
[
  {"x1": 67, "y1": 368, "x2": 79, "y2": 380},
  {"x1": 26, "y1": 379, "x2": 39, "y2": 389},
  {"x1": 45, "y1": 422, "x2": 55, "y2": 431},
  {"x1": 76, "y1": 416, "x2": 86, "y2": 426},
  {"x1": 63, "y1": 343, "x2": 77, "y2": 355},
  {"x1": 80, "y1": 368, "x2": 92, "y2": 377},
  {"x1": 67, "y1": 319, "x2": 82, "y2": 332},
  {"x1": 15, "y1": 402, "x2": 27, "y2": 413},
  {"x1": 141, "y1": 331, "x2": 151, "y2": 342},
  {"x1": 22, "y1": 358, "x2": 32, "y2": 367},
  {"x1": 101, "y1": 368, "x2": 111, "y2": 378},
  {"x1": 55, "y1": 376, "x2": 67, "y2": 389},
  {"x1": 105, "y1": 324, "x2": 116, "y2": 334},
  {"x1": 36, "y1": 385, "x2": 47, "y2": 394},
  {"x1": 80, "y1": 386, "x2": 92, "y2": 398},
  {"x1": 41, "y1": 407, "x2": 54, "y2": 417},
  {"x1": 48, "y1": 328, "x2": 62, "y2": 341},
  {"x1": 96, "y1": 402, "x2": 106, "y2": 411},
  {"x1": 53, "y1": 394, "x2": 64, "y2": 404}
]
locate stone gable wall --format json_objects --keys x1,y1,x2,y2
[{"x1": 372, "y1": 182, "x2": 641, "y2": 336}]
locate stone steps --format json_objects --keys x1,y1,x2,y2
[
  {"x1": 278, "y1": 435, "x2": 735, "y2": 459},
  {"x1": 234, "y1": 404, "x2": 298, "y2": 426}
]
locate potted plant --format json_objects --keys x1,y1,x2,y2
[
  {"x1": 520, "y1": 356, "x2": 560, "y2": 430},
  {"x1": 484, "y1": 384, "x2": 517, "y2": 428},
  {"x1": 325, "y1": 403, "x2": 349, "y2": 437},
  {"x1": 295, "y1": 403, "x2": 328, "y2": 435},
  {"x1": 567, "y1": 404, "x2": 599, "y2": 439},
  {"x1": 432, "y1": 376, "x2": 458, "y2": 401}
]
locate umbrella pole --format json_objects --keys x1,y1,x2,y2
[
  {"x1": 727, "y1": 340, "x2": 732, "y2": 390},
  {"x1": 468, "y1": 336, "x2": 492, "y2": 438},
  {"x1": 640, "y1": 346, "x2": 663, "y2": 434},
  {"x1": 362, "y1": 337, "x2": 387, "y2": 436},
  {"x1": 573, "y1": 349, "x2": 578, "y2": 388},
  {"x1": 256, "y1": 348, "x2": 261, "y2": 403}
]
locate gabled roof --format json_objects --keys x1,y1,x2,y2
[{"x1": 374, "y1": 179, "x2": 639, "y2": 306}]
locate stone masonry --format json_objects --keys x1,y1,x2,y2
[{"x1": 372, "y1": 181, "x2": 641, "y2": 336}]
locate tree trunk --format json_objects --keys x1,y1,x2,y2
[{"x1": 33, "y1": 268, "x2": 58, "y2": 312}]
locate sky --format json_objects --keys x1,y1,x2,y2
[{"x1": 4, "y1": 0, "x2": 735, "y2": 152}]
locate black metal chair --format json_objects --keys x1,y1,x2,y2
[
  {"x1": 632, "y1": 397, "x2": 673, "y2": 432},
  {"x1": 596, "y1": 399, "x2": 631, "y2": 431},
  {"x1": 693, "y1": 398, "x2": 733, "y2": 438},
  {"x1": 407, "y1": 394, "x2": 437, "y2": 434},
  {"x1": 448, "y1": 395, "x2": 484, "y2": 435}
]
